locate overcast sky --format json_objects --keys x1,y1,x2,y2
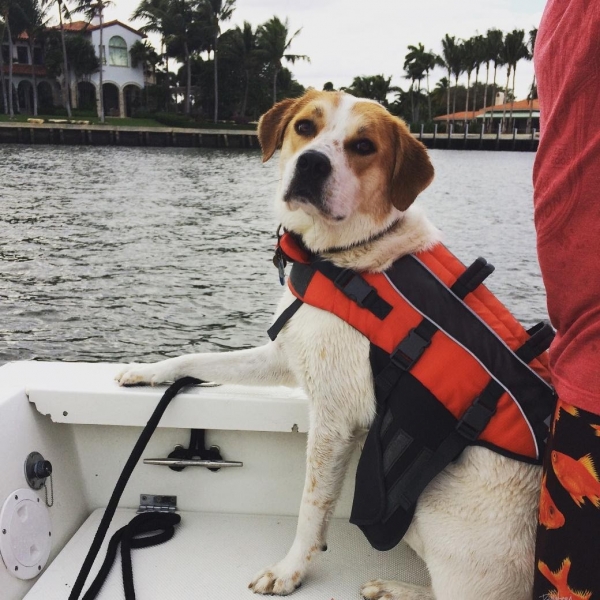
[{"x1": 85, "y1": 0, "x2": 546, "y2": 102}]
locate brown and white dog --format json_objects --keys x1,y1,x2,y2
[{"x1": 117, "y1": 90, "x2": 541, "y2": 600}]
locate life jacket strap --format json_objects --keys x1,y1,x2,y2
[
  {"x1": 375, "y1": 319, "x2": 438, "y2": 400},
  {"x1": 450, "y1": 257, "x2": 495, "y2": 299},
  {"x1": 382, "y1": 379, "x2": 503, "y2": 518},
  {"x1": 515, "y1": 321, "x2": 555, "y2": 363},
  {"x1": 313, "y1": 261, "x2": 393, "y2": 319},
  {"x1": 267, "y1": 298, "x2": 304, "y2": 341}
]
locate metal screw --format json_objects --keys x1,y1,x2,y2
[
  {"x1": 14, "y1": 495, "x2": 18, "y2": 500},
  {"x1": 14, "y1": 566, "x2": 18, "y2": 571},
  {"x1": 63, "y1": 411, "x2": 68, "y2": 417},
  {"x1": 2, "y1": 529, "x2": 6, "y2": 534},
  {"x1": 38, "y1": 566, "x2": 42, "y2": 571},
  {"x1": 49, "y1": 532, "x2": 51, "y2": 537}
]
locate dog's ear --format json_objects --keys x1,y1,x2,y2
[
  {"x1": 257, "y1": 97, "x2": 300, "y2": 163},
  {"x1": 390, "y1": 119, "x2": 434, "y2": 211}
]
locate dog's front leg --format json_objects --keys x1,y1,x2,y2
[
  {"x1": 249, "y1": 423, "x2": 356, "y2": 595},
  {"x1": 115, "y1": 342, "x2": 297, "y2": 387}
]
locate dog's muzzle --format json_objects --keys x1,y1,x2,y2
[{"x1": 284, "y1": 150, "x2": 332, "y2": 210}]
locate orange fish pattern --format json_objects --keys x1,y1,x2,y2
[
  {"x1": 537, "y1": 558, "x2": 592, "y2": 600},
  {"x1": 534, "y1": 400, "x2": 600, "y2": 598},
  {"x1": 539, "y1": 475, "x2": 565, "y2": 529},
  {"x1": 551, "y1": 451, "x2": 600, "y2": 508}
]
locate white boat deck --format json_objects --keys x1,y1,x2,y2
[{"x1": 25, "y1": 509, "x2": 430, "y2": 600}]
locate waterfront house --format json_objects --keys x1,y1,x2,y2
[
  {"x1": 434, "y1": 94, "x2": 540, "y2": 133},
  {"x1": 1, "y1": 19, "x2": 146, "y2": 118},
  {"x1": 1, "y1": 34, "x2": 61, "y2": 114},
  {"x1": 61, "y1": 20, "x2": 146, "y2": 118}
]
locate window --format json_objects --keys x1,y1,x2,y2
[
  {"x1": 17, "y1": 46, "x2": 29, "y2": 64},
  {"x1": 99, "y1": 45, "x2": 106, "y2": 65},
  {"x1": 1, "y1": 45, "x2": 8, "y2": 64},
  {"x1": 108, "y1": 36, "x2": 127, "y2": 67}
]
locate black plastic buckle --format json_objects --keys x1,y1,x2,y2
[
  {"x1": 390, "y1": 328, "x2": 432, "y2": 371},
  {"x1": 334, "y1": 269, "x2": 377, "y2": 308},
  {"x1": 456, "y1": 396, "x2": 497, "y2": 441}
]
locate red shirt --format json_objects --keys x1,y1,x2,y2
[{"x1": 534, "y1": 0, "x2": 600, "y2": 414}]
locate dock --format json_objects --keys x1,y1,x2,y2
[{"x1": 0, "y1": 122, "x2": 539, "y2": 151}]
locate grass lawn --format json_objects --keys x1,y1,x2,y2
[
  {"x1": 0, "y1": 114, "x2": 163, "y2": 127},
  {"x1": 0, "y1": 114, "x2": 258, "y2": 130}
]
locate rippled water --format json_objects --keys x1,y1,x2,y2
[{"x1": 0, "y1": 146, "x2": 546, "y2": 364}]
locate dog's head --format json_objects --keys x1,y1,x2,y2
[{"x1": 258, "y1": 90, "x2": 434, "y2": 249}]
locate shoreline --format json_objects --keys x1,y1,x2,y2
[{"x1": 0, "y1": 122, "x2": 539, "y2": 152}]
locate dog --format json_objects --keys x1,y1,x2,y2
[{"x1": 117, "y1": 90, "x2": 541, "y2": 600}]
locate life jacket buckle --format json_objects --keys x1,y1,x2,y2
[
  {"x1": 333, "y1": 269, "x2": 378, "y2": 309},
  {"x1": 390, "y1": 328, "x2": 432, "y2": 371},
  {"x1": 456, "y1": 395, "x2": 498, "y2": 441}
]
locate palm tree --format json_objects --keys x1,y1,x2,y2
[
  {"x1": 485, "y1": 29, "x2": 504, "y2": 129},
  {"x1": 526, "y1": 27, "x2": 537, "y2": 133},
  {"x1": 460, "y1": 38, "x2": 476, "y2": 125},
  {"x1": 132, "y1": 0, "x2": 171, "y2": 108},
  {"x1": 501, "y1": 29, "x2": 529, "y2": 131},
  {"x1": 441, "y1": 34, "x2": 462, "y2": 125},
  {"x1": 470, "y1": 34, "x2": 485, "y2": 114},
  {"x1": 220, "y1": 21, "x2": 257, "y2": 117},
  {"x1": 343, "y1": 75, "x2": 396, "y2": 106},
  {"x1": 0, "y1": 0, "x2": 16, "y2": 116},
  {"x1": 440, "y1": 35, "x2": 455, "y2": 120},
  {"x1": 0, "y1": 17, "x2": 7, "y2": 113},
  {"x1": 42, "y1": 0, "x2": 72, "y2": 117},
  {"x1": 404, "y1": 44, "x2": 426, "y2": 123},
  {"x1": 199, "y1": 0, "x2": 235, "y2": 123},
  {"x1": 256, "y1": 16, "x2": 309, "y2": 105},
  {"x1": 19, "y1": 0, "x2": 50, "y2": 116}
]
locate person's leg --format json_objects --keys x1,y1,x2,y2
[{"x1": 534, "y1": 399, "x2": 600, "y2": 599}]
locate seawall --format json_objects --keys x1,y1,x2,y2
[{"x1": 0, "y1": 122, "x2": 539, "y2": 152}]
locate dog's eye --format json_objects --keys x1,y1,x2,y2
[
  {"x1": 295, "y1": 120, "x2": 315, "y2": 137},
  {"x1": 352, "y1": 139, "x2": 376, "y2": 155}
]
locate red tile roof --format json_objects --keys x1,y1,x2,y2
[
  {"x1": 54, "y1": 19, "x2": 144, "y2": 37},
  {"x1": 434, "y1": 99, "x2": 540, "y2": 121}
]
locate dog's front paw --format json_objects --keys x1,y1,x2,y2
[
  {"x1": 361, "y1": 579, "x2": 433, "y2": 600},
  {"x1": 248, "y1": 561, "x2": 303, "y2": 596},
  {"x1": 115, "y1": 362, "x2": 174, "y2": 387}
]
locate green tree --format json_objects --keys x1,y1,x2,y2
[
  {"x1": 0, "y1": 0, "x2": 18, "y2": 116},
  {"x1": 343, "y1": 75, "x2": 396, "y2": 106},
  {"x1": 42, "y1": 0, "x2": 72, "y2": 117},
  {"x1": 18, "y1": 0, "x2": 50, "y2": 115},
  {"x1": 441, "y1": 34, "x2": 462, "y2": 124},
  {"x1": 199, "y1": 0, "x2": 235, "y2": 123},
  {"x1": 256, "y1": 16, "x2": 309, "y2": 105},
  {"x1": 501, "y1": 29, "x2": 529, "y2": 131},
  {"x1": 0, "y1": 16, "x2": 7, "y2": 113},
  {"x1": 460, "y1": 38, "x2": 476, "y2": 125},
  {"x1": 470, "y1": 34, "x2": 485, "y2": 115},
  {"x1": 526, "y1": 27, "x2": 538, "y2": 133},
  {"x1": 220, "y1": 21, "x2": 258, "y2": 117},
  {"x1": 485, "y1": 29, "x2": 504, "y2": 128}
]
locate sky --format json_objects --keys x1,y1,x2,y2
[{"x1": 83, "y1": 0, "x2": 547, "y2": 103}]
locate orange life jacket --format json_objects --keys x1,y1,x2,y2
[{"x1": 270, "y1": 231, "x2": 557, "y2": 551}]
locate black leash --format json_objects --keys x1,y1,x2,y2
[{"x1": 68, "y1": 376, "x2": 202, "y2": 600}]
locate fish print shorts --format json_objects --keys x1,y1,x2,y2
[{"x1": 534, "y1": 399, "x2": 600, "y2": 600}]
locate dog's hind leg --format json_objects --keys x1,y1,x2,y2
[
  {"x1": 361, "y1": 580, "x2": 434, "y2": 600},
  {"x1": 116, "y1": 342, "x2": 297, "y2": 387},
  {"x1": 249, "y1": 423, "x2": 358, "y2": 595}
]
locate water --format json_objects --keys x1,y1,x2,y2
[{"x1": 0, "y1": 146, "x2": 547, "y2": 365}]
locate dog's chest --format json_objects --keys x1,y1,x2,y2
[{"x1": 276, "y1": 289, "x2": 376, "y2": 427}]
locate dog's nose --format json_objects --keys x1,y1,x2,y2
[{"x1": 296, "y1": 150, "x2": 332, "y2": 179}]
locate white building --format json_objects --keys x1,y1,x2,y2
[
  {"x1": 64, "y1": 20, "x2": 146, "y2": 118},
  {"x1": 1, "y1": 35, "x2": 61, "y2": 113}
]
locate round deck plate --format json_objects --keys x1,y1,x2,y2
[{"x1": 0, "y1": 488, "x2": 52, "y2": 580}]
